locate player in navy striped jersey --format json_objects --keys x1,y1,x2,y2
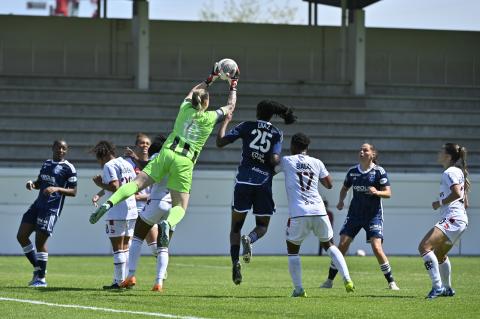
[
  {"x1": 320, "y1": 143, "x2": 400, "y2": 290},
  {"x1": 16, "y1": 140, "x2": 77, "y2": 288},
  {"x1": 217, "y1": 100, "x2": 296, "y2": 285}
]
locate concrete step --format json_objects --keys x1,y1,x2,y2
[{"x1": 367, "y1": 83, "x2": 480, "y2": 98}]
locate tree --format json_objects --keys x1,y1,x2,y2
[{"x1": 199, "y1": 0, "x2": 298, "y2": 24}]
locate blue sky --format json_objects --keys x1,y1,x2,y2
[{"x1": 1, "y1": 0, "x2": 479, "y2": 31}]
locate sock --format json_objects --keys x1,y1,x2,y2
[
  {"x1": 155, "y1": 247, "x2": 169, "y2": 285},
  {"x1": 127, "y1": 237, "x2": 143, "y2": 277},
  {"x1": 230, "y1": 245, "x2": 240, "y2": 264},
  {"x1": 148, "y1": 241, "x2": 158, "y2": 257},
  {"x1": 439, "y1": 257, "x2": 452, "y2": 288},
  {"x1": 22, "y1": 243, "x2": 38, "y2": 267},
  {"x1": 108, "y1": 181, "x2": 139, "y2": 206},
  {"x1": 288, "y1": 254, "x2": 302, "y2": 289},
  {"x1": 166, "y1": 206, "x2": 185, "y2": 227},
  {"x1": 380, "y1": 262, "x2": 395, "y2": 283},
  {"x1": 328, "y1": 262, "x2": 338, "y2": 280},
  {"x1": 248, "y1": 231, "x2": 259, "y2": 244},
  {"x1": 327, "y1": 246, "x2": 351, "y2": 281},
  {"x1": 36, "y1": 252, "x2": 48, "y2": 279},
  {"x1": 113, "y1": 250, "x2": 127, "y2": 284},
  {"x1": 422, "y1": 251, "x2": 442, "y2": 289},
  {"x1": 124, "y1": 249, "x2": 129, "y2": 279}
]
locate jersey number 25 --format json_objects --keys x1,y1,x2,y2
[{"x1": 249, "y1": 129, "x2": 272, "y2": 153}]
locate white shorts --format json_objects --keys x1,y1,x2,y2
[
  {"x1": 286, "y1": 215, "x2": 333, "y2": 245},
  {"x1": 435, "y1": 218, "x2": 468, "y2": 246},
  {"x1": 105, "y1": 219, "x2": 136, "y2": 238},
  {"x1": 140, "y1": 199, "x2": 173, "y2": 228}
]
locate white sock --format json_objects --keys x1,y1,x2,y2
[
  {"x1": 327, "y1": 246, "x2": 351, "y2": 281},
  {"x1": 439, "y1": 257, "x2": 452, "y2": 288},
  {"x1": 148, "y1": 241, "x2": 158, "y2": 257},
  {"x1": 422, "y1": 251, "x2": 442, "y2": 289},
  {"x1": 156, "y1": 247, "x2": 169, "y2": 285},
  {"x1": 113, "y1": 250, "x2": 126, "y2": 284},
  {"x1": 288, "y1": 254, "x2": 302, "y2": 290},
  {"x1": 124, "y1": 249, "x2": 129, "y2": 279},
  {"x1": 127, "y1": 237, "x2": 143, "y2": 277}
]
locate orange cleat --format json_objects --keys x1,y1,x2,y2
[
  {"x1": 151, "y1": 284, "x2": 163, "y2": 292},
  {"x1": 119, "y1": 276, "x2": 136, "y2": 289}
]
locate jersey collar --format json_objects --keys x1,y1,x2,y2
[{"x1": 356, "y1": 163, "x2": 375, "y2": 174}]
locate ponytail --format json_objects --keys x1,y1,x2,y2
[
  {"x1": 444, "y1": 143, "x2": 471, "y2": 192},
  {"x1": 459, "y1": 146, "x2": 471, "y2": 192},
  {"x1": 191, "y1": 89, "x2": 209, "y2": 111},
  {"x1": 256, "y1": 100, "x2": 297, "y2": 124}
]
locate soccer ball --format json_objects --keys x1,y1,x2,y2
[
  {"x1": 356, "y1": 249, "x2": 366, "y2": 257},
  {"x1": 217, "y1": 58, "x2": 238, "y2": 81}
]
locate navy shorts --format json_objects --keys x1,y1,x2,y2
[
  {"x1": 339, "y1": 213, "x2": 384, "y2": 242},
  {"x1": 232, "y1": 182, "x2": 275, "y2": 216},
  {"x1": 21, "y1": 204, "x2": 60, "y2": 236}
]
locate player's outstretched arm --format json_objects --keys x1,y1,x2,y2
[{"x1": 216, "y1": 113, "x2": 233, "y2": 148}]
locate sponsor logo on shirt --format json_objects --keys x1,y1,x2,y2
[
  {"x1": 252, "y1": 167, "x2": 269, "y2": 176},
  {"x1": 41, "y1": 174, "x2": 56, "y2": 184},
  {"x1": 353, "y1": 185, "x2": 370, "y2": 192}
]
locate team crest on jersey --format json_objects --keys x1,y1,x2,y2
[
  {"x1": 368, "y1": 172, "x2": 376, "y2": 182},
  {"x1": 54, "y1": 165, "x2": 62, "y2": 174}
]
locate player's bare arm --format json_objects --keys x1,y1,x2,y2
[{"x1": 432, "y1": 183, "x2": 462, "y2": 210}]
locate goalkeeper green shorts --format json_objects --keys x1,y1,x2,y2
[{"x1": 143, "y1": 148, "x2": 193, "y2": 193}]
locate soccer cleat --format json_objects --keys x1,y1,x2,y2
[
  {"x1": 344, "y1": 280, "x2": 355, "y2": 293},
  {"x1": 426, "y1": 287, "x2": 446, "y2": 299},
  {"x1": 388, "y1": 281, "x2": 400, "y2": 290},
  {"x1": 241, "y1": 235, "x2": 252, "y2": 263},
  {"x1": 159, "y1": 221, "x2": 171, "y2": 247},
  {"x1": 232, "y1": 261, "x2": 242, "y2": 285},
  {"x1": 151, "y1": 284, "x2": 163, "y2": 292},
  {"x1": 28, "y1": 270, "x2": 39, "y2": 286},
  {"x1": 89, "y1": 203, "x2": 110, "y2": 224},
  {"x1": 291, "y1": 288, "x2": 307, "y2": 298},
  {"x1": 103, "y1": 283, "x2": 123, "y2": 290},
  {"x1": 443, "y1": 287, "x2": 455, "y2": 297},
  {"x1": 320, "y1": 279, "x2": 333, "y2": 288},
  {"x1": 119, "y1": 276, "x2": 136, "y2": 289},
  {"x1": 30, "y1": 279, "x2": 47, "y2": 288}
]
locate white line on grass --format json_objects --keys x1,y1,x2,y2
[{"x1": 0, "y1": 297, "x2": 212, "y2": 319}]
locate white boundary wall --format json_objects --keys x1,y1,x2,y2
[{"x1": 0, "y1": 168, "x2": 478, "y2": 255}]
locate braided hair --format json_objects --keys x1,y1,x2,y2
[
  {"x1": 256, "y1": 100, "x2": 296, "y2": 124},
  {"x1": 91, "y1": 140, "x2": 116, "y2": 160}
]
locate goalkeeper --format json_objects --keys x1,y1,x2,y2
[{"x1": 90, "y1": 62, "x2": 239, "y2": 247}]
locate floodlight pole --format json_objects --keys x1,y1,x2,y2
[{"x1": 132, "y1": 0, "x2": 150, "y2": 90}]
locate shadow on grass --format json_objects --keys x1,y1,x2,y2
[{"x1": 6, "y1": 286, "x2": 116, "y2": 292}]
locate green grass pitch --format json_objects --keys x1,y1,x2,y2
[{"x1": 1, "y1": 255, "x2": 479, "y2": 318}]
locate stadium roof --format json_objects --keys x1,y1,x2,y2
[{"x1": 302, "y1": 0, "x2": 381, "y2": 9}]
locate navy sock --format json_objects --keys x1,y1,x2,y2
[
  {"x1": 230, "y1": 245, "x2": 240, "y2": 264},
  {"x1": 248, "y1": 232, "x2": 259, "y2": 244},
  {"x1": 36, "y1": 252, "x2": 48, "y2": 279},
  {"x1": 22, "y1": 244, "x2": 37, "y2": 267}
]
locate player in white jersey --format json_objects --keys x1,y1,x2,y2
[
  {"x1": 419, "y1": 143, "x2": 471, "y2": 299},
  {"x1": 124, "y1": 133, "x2": 159, "y2": 257},
  {"x1": 91, "y1": 141, "x2": 138, "y2": 289},
  {"x1": 277, "y1": 133, "x2": 355, "y2": 297},
  {"x1": 120, "y1": 135, "x2": 174, "y2": 292}
]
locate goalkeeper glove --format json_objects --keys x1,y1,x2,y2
[
  {"x1": 204, "y1": 62, "x2": 220, "y2": 86},
  {"x1": 89, "y1": 201, "x2": 112, "y2": 224},
  {"x1": 228, "y1": 68, "x2": 240, "y2": 91}
]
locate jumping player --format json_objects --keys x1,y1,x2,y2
[
  {"x1": 278, "y1": 133, "x2": 354, "y2": 297},
  {"x1": 120, "y1": 135, "x2": 174, "y2": 292},
  {"x1": 91, "y1": 141, "x2": 137, "y2": 289},
  {"x1": 16, "y1": 140, "x2": 77, "y2": 287},
  {"x1": 418, "y1": 143, "x2": 470, "y2": 299},
  {"x1": 320, "y1": 143, "x2": 400, "y2": 290},
  {"x1": 89, "y1": 62, "x2": 238, "y2": 254},
  {"x1": 216, "y1": 100, "x2": 296, "y2": 285}
]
